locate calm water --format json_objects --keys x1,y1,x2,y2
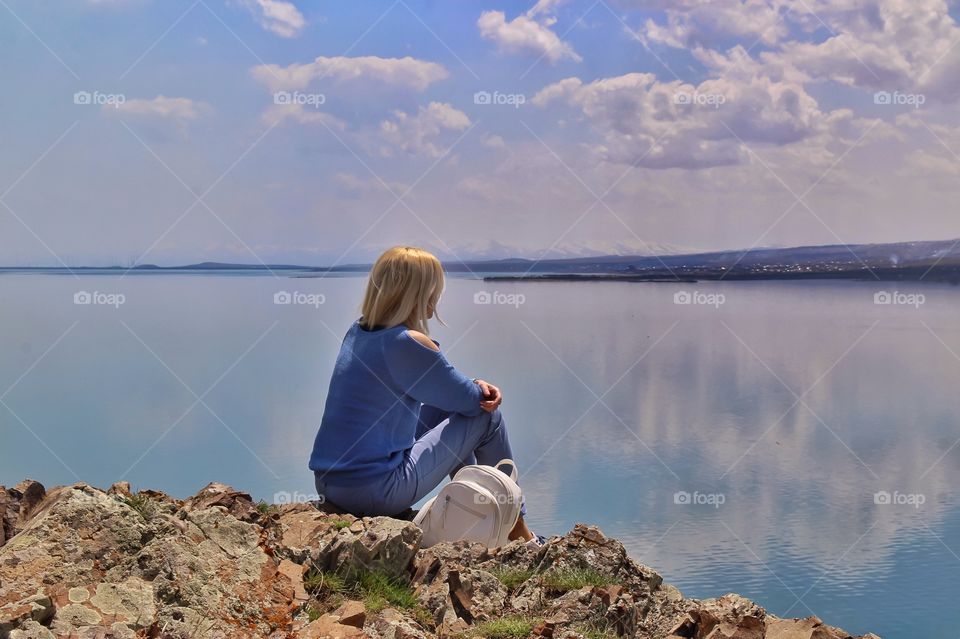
[{"x1": 1, "y1": 274, "x2": 958, "y2": 638}]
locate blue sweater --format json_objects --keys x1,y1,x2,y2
[{"x1": 309, "y1": 320, "x2": 483, "y2": 485}]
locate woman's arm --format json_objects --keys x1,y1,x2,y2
[
  {"x1": 473, "y1": 378, "x2": 503, "y2": 413},
  {"x1": 383, "y1": 329, "x2": 484, "y2": 416}
]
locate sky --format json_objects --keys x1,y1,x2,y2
[{"x1": 2, "y1": 0, "x2": 960, "y2": 266}]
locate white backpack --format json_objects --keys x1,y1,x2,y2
[{"x1": 413, "y1": 459, "x2": 522, "y2": 549}]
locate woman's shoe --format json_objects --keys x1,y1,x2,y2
[{"x1": 525, "y1": 533, "x2": 548, "y2": 548}]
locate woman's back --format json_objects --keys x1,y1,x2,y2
[{"x1": 309, "y1": 319, "x2": 481, "y2": 486}]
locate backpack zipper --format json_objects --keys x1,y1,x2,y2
[{"x1": 443, "y1": 493, "x2": 489, "y2": 522}]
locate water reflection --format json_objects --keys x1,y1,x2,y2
[{"x1": 0, "y1": 275, "x2": 957, "y2": 638}]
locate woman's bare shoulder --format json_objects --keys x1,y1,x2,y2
[{"x1": 404, "y1": 329, "x2": 440, "y2": 351}]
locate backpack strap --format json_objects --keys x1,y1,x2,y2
[{"x1": 494, "y1": 459, "x2": 518, "y2": 481}]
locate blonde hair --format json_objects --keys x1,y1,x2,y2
[{"x1": 360, "y1": 246, "x2": 445, "y2": 334}]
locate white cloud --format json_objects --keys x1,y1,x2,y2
[
  {"x1": 481, "y1": 134, "x2": 506, "y2": 148},
  {"x1": 250, "y1": 55, "x2": 449, "y2": 93},
  {"x1": 260, "y1": 102, "x2": 346, "y2": 128},
  {"x1": 527, "y1": 0, "x2": 568, "y2": 18},
  {"x1": 532, "y1": 69, "x2": 864, "y2": 169},
  {"x1": 773, "y1": 0, "x2": 960, "y2": 101},
  {"x1": 456, "y1": 176, "x2": 504, "y2": 203},
  {"x1": 109, "y1": 95, "x2": 211, "y2": 119},
  {"x1": 333, "y1": 172, "x2": 408, "y2": 198},
  {"x1": 377, "y1": 102, "x2": 471, "y2": 158},
  {"x1": 638, "y1": 0, "x2": 960, "y2": 103},
  {"x1": 632, "y1": 0, "x2": 788, "y2": 49},
  {"x1": 235, "y1": 0, "x2": 306, "y2": 38},
  {"x1": 478, "y1": 9, "x2": 582, "y2": 63}
]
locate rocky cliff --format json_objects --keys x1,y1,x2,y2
[{"x1": 0, "y1": 480, "x2": 879, "y2": 639}]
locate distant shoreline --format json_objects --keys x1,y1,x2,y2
[
  {"x1": 2, "y1": 237, "x2": 960, "y2": 283},
  {"x1": 484, "y1": 266, "x2": 960, "y2": 284},
  {"x1": 2, "y1": 265, "x2": 959, "y2": 284}
]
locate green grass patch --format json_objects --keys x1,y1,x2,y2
[
  {"x1": 489, "y1": 567, "x2": 536, "y2": 590},
  {"x1": 576, "y1": 619, "x2": 619, "y2": 639},
  {"x1": 539, "y1": 568, "x2": 616, "y2": 593},
  {"x1": 330, "y1": 519, "x2": 352, "y2": 530},
  {"x1": 256, "y1": 500, "x2": 280, "y2": 516},
  {"x1": 303, "y1": 568, "x2": 417, "y2": 613},
  {"x1": 352, "y1": 571, "x2": 418, "y2": 612},
  {"x1": 306, "y1": 607, "x2": 322, "y2": 622},
  {"x1": 411, "y1": 605, "x2": 437, "y2": 631},
  {"x1": 123, "y1": 494, "x2": 158, "y2": 522},
  {"x1": 468, "y1": 616, "x2": 538, "y2": 639},
  {"x1": 304, "y1": 569, "x2": 346, "y2": 595}
]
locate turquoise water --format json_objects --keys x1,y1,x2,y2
[{"x1": 0, "y1": 273, "x2": 957, "y2": 638}]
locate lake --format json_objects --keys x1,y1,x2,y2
[{"x1": 0, "y1": 273, "x2": 957, "y2": 639}]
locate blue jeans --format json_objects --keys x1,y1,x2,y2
[{"x1": 314, "y1": 405, "x2": 525, "y2": 518}]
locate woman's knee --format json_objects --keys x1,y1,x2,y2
[{"x1": 475, "y1": 408, "x2": 505, "y2": 438}]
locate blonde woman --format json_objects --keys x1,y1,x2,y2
[{"x1": 309, "y1": 246, "x2": 536, "y2": 543}]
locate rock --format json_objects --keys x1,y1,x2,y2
[
  {"x1": 302, "y1": 613, "x2": 369, "y2": 639},
  {"x1": 136, "y1": 508, "x2": 296, "y2": 637},
  {"x1": 437, "y1": 615, "x2": 469, "y2": 638},
  {"x1": 0, "y1": 492, "x2": 7, "y2": 547},
  {"x1": 335, "y1": 600, "x2": 367, "y2": 628},
  {"x1": 0, "y1": 480, "x2": 881, "y2": 639},
  {"x1": 182, "y1": 481, "x2": 259, "y2": 523},
  {"x1": 370, "y1": 607, "x2": 431, "y2": 639},
  {"x1": 0, "y1": 594, "x2": 54, "y2": 634},
  {"x1": 7, "y1": 620, "x2": 55, "y2": 639},
  {"x1": 135, "y1": 488, "x2": 178, "y2": 505},
  {"x1": 273, "y1": 506, "x2": 423, "y2": 584},
  {"x1": 0, "y1": 484, "x2": 150, "y2": 611},
  {"x1": 278, "y1": 558, "x2": 311, "y2": 604},
  {"x1": 0, "y1": 480, "x2": 46, "y2": 548},
  {"x1": 315, "y1": 516, "x2": 422, "y2": 581},
  {"x1": 766, "y1": 616, "x2": 877, "y2": 639},
  {"x1": 593, "y1": 584, "x2": 622, "y2": 608},
  {"x1": 667, "y1": 594, "x2": 766, "y2": 639},
  {"x1": 449, "y1": 568, "x2": 507, "y2": 622},
  {"x1": 413, "y1": 542, "x2": 490, "y2": 583},
  {"x1": 0, "y1": 483, "x2": 297, "y2": 638},
  {"x1": 186, "y1": 505, "x2": 262, "y2": 557},
  {"x1": 535, "y1": 524, "x2": 663, "y2": 596},
  {"x1": 48, "y1": 577, "x2": 155, "y2": 637},
  {"x1": 603, "y1": 588, "x2": 638, "y2": 637},
  {"x1": 107, "y1": 481, "x2": 132, "y2": 497},
  {"x1": 275, "y1": 505, "x2": 357, "y2": 564},
  {"x1": 411, "y1": 544, "x2": 504, "y2": 626}
]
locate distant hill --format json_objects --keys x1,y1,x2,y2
[
  {"x1": 475, "y1": 239, "x2": 960, "y2": 282},
  {"x1": 2, "y1": 239, "x2": 959, "y2": 282}
]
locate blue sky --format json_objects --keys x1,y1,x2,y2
[{"x1": 2, "y1": 0, "x2": 960, "y2": 266}]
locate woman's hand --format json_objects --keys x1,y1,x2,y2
[{"x1": 474, "y1": 379, "x2": 502, "y2": 412}]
